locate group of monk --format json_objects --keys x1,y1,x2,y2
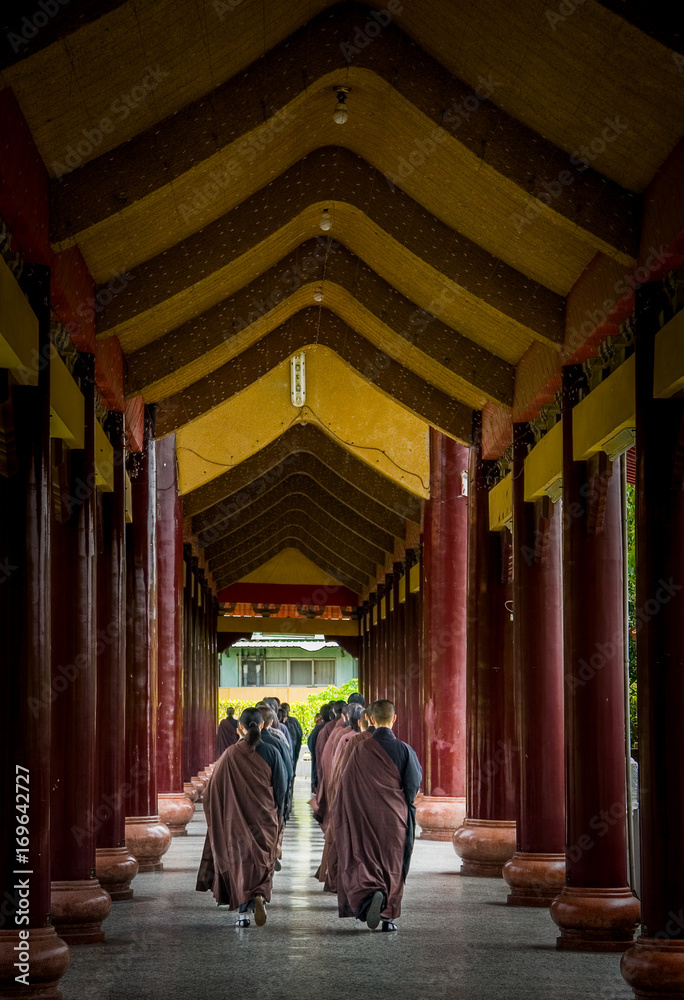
[{"x1": 197, "y1": 692, "x2": 421, "y2": 932}]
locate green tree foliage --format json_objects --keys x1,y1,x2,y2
[{"x1": 217, "y1": 678, "x2": 359, "y2": 741}]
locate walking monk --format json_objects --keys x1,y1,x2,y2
[
  {"x1": 197, "y1": 707, "x2": 288, "y2": 928},
  {"x1": 215, "y1": 707, "x2": 239, "y2": 756},
  {"x1": 333, "y1": 699, "x2": 422, "y2": 932}
]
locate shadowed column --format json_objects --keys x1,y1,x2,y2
[
  {"x1": 0, "y1": 264, "x2": 70, "y2": 997},
  {"x1": 95, "y1": 413, "x2": 139, "y2": 900},
  {"x1": 417, "y1": 428, "x2": 468, "y2": 842},
  {"x1": 124, "y1": 409, "x2": 172, "y2": 872},
  {"x1": 550, "y1": 365, "x2": 639, "y2": 950},
  {"x1": 453, "y1": 414, "x2": 517, "y2": 876},
  {"x1": 156, "y1": 434, "x2": 194, "y2": 837},
  {"x1": 503, "y1": 422, "x2": 565, "y2": 905}
]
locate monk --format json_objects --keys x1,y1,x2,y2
[
  {"x1": 281, "y1": 703, "x2": 303, "y2": 768},
  {"x1": 257, "y1": 704, "x2": 294, "y2": 827},
  {"x1": 197, "y1": 707, "x2": 288, "y2": 928},
  {"x1": 311, "y1": 702, "x2": 347, "y2": 827},
  {"x1": 215, "y1": 707, "x2": 240, "y2": 756},
  {"x1": 315, "y1": 704, "x2": 367, "y2": 892},
  {"x1": 334, "y1": 699, "x2": 422, "y2": 932},
  {"x1": 308, "y1": 703, "x2": 332, "y2": 793}
]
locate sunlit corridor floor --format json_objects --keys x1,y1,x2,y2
[{"x1": 60, "y1": 784, "x2": 633, "y2": 1000}]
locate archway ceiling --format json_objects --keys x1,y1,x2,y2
[
  {"x1": 173, "y1": 346, "x2": 431, "y2": 499},
  {"x1": 186, "y1": 423, "x2": 421, "y2": 526},
  {"x1": 3, "y1": 0, "x2": 677, "y2": 595}
]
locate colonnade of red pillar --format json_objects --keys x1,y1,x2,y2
[{"x1": 0, "y1": 299, "x2": 219, "y2": 995}]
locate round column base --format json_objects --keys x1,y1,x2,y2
[
  {"x1": 453, "y1": 818, "x2": 516, "y2": 877},
  {"x1": 416, "y1": 796, "x2": 466, "y2": 842},
  {"x1": 183, "y1": 782, "x2": 199, "y2": 803},
  {"x1": 622, "y1": 935, "x2": 684, "y2": 998},
  {"x1": 158, "y1": 792, "x2": 195, "y2": 837},
  {"x1": 95, "y1": 846, "x2": 139, "y2": 900},
  {"x1": 503, "y1": 851, "x2": 566, "y2": 906},
  {"x1": 124, "y1": 815, "x2": 172, "y2": 873},
  {"x1": 190, "y1": 776, "x2": 206, "y2": 798},
  {"x1": 550, "y1": 885, "x2": 640, "y2": 952},
  {"x1": 0, "y1": 926, "x2": 71, "y2": 999},
  {"x1": 50, "y1": 880, "x2": 112, "y2": 945}
]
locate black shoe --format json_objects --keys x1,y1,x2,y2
[
  {"x1": 381, "y1": 920, "x2": 398, "y2": 932},
  {"x1": 275, "y1": 858, "x2": 282, "y2": 872},
  {"x1": 366, "y1": 891, "x2": 384, "y2": 930},
  {"x1": 235, "y1": 916, "x2": 250, "y2": 927}
]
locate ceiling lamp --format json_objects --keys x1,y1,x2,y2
[
  {"x1": 319, "y1": 208, "x2": 332, "y2": 231},
  {"x1": 290, "y1": 351, "x2": 306, "y2": 407},
  {"x1": 333, "y1": 85, "x2": 350, "y2": 124},
  {"x1": 313, "y1": 286, "x2": 324, "y2": 302}
]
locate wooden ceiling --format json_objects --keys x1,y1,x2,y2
[{"x1": 2, "y1": 0, "x2": 678, "y2": 593}]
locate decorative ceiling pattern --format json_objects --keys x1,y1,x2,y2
[{"x1": 3, "y1": 0, "x2": 676, "y2": 592}]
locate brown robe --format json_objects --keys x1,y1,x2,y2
[
  {"x1": 333, "y1": 737, "x2": 411, "y2": 920},
  {"x1": 316, "y1": 730, "x2": 372, "y2": 891},
  {"x1": 196, "y1": 740, "x2": 279, "y2": 909},
  {"x1": 215, "y1": 717, "x2": 239, "y2": 756},
  {"x1": 311, "y1": 718, "x2": 346, "y2": 829}
]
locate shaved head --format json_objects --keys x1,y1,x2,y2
[{"x1": 371, "y1": 699, "x2": 395, "y2": 725}]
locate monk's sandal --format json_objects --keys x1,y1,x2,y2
[
  {"x1": 254, "y1": 895, "x2": 267, "y2": 927},
  {"x1": 275, "y1": 859, "x2": 282, "y2": 871},
  {"x1": 381, "y1": 921, "x2": 398, "y2": 932},
  {"x1": 235, "y1": 917, "x2": 250, "y2": 927},
  {"x1": 366, "y1": 891, "x2": 384, "y2": 930}
]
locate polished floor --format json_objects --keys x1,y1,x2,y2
[{"x1": 60, "y1": 782, "x2": 633, "y2": 1000}]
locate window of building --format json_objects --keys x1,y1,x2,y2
[
  {"x1": 289, "y1": 659, "x2": 313, "y2": 686},
  {"x1": 264, "y1": 658, "x2": 287, "y2": 685},
  {"x1": 313, "y1": 658, "x2": 335, "y2": 686}
]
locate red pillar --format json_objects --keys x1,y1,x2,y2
[
  {"x1": 550, "y1": 366, "x2": 639, "y2": 950},
  {"x1": 621, "y1": 283, "x2": 684, "y2": 995},
  {"x1": 369, "y1": 591, "x2": 379, "y2": 705},
  {"x1": 361, "y1": 600, "x2": 371, "y2": 705},
  {"x1": 95, "y1": 413, "x2": 139, "y2": 900},
  {"x1": 181, "y1": 547, "x2": 199, "y2": 801},
  {"x1": 503, "y1": 423, "x2": 565, "y2": 904},
  {"x1": 417, "y1": 429, "x2": 468, "y2": 842},
  {"x1": 405, "y1": 547, "x2": 424, "y2": 766},
  {"x1": 0, "y1": 264, "x2": 70, "y2": 997},
  {"x1": 124, "y1": 409, "x2": 172, "y2": 872},
  {"x1": 453, "y1": 416, "x2": 517, "y2": 876},
  {"x1": 50, "y1": 355, "x2": 111, "y2": 944},
  {"x1": 156, "y1": 434, "x2": 194, "y2": 837},
  {"x1": 391, "y1": 565, "x2": 407, "y2": 741}
]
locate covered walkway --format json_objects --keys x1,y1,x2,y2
[{"x1": 60, "y1": 785, "x2": 632, "y2": 1000}]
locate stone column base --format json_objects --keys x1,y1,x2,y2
[
  {"x1": 550, "y1": 885, "x2": 640, "y2": 952},
  {"x1": 95, "y1": 846, "x2": 139, "y2": 900},
  {"x1": 0, "y1": 926, "x2": 71, "y2": 998},
  {"x1": 622, "y1": 935, "x2": 684, "y2": 998},
  {"x1": 452, "y1": 818, "x2": 516, "y2": 877},
  {"x1": 416, "y1": 796, "x2": 466, "y2": 841},
  {"x1": 503, "y1": 851, "x2": 566, "y2": 906},
  {"x1": 158, "y1": 792, "x2": 195, "y2": 836},
  {"x1": 124, "y1": 815, "x2": 172, "y2": 873},
  {"x1": 183, "y1": 782, "x2": 199, "y2": 803},
  {"x1": 50, "y1": 880, "x2": 112, "y2": 945},
  {"x1": 190, "y1": 775, "x2": 206, "y2": 798}
]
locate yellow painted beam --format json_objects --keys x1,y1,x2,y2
[
  {"x1": 524, "y1": 419, "x2": 562, "y2": 503},
  {"x1": 218, "y1": 616, "x2": 358, "y2": 636},
  {"x1": 398, "y1": 577, "x2": 406, "y2": 604},
  {"x1": 654, "y1": 310, "x2": 684, "y2": 399},
  {"x1": 0, "y1": 255, "x2": 39, "y2": 385},
  {"x1": 572, "y1": 355, "x2": 635, "y2": 462},
  {"x1": 372, "y1": 605, "x2": 378, "y2": 626},
  {"x1": 94, "y1": 420, "x2": 115, "y2": 493},
  {"x1": 489, "y1": 473, "x2": 512, "y2": 531},
  {"x1": 380, "y1": 597, "x2": 386, "y2": 620},
  {"x1": 50, "y1": 352, "x2": 84, "y2": 449},
  {"x1": 409, "y1": 562, "x2": 420, "y2": 594}
]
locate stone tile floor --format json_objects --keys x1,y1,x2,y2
[{"x1": 60, "y1": 784, "x2": 633, "y2": 1000}]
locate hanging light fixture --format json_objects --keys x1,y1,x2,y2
[
  {"x1": 332, "y1": 85, "x2": 350, "y2": 124},
  {"x1": 319, "y1": 208, "x2": 332, "y2": 231},
  {"x1": 313, "y1": 286, "x2": 324, "y2": 302}
]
